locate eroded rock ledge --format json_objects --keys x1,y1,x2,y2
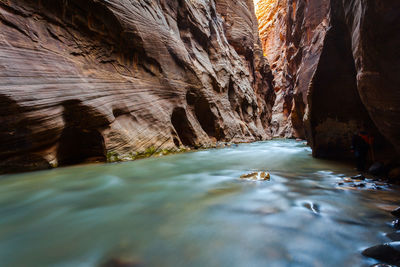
[
  {"x1": 0, "y1": 0, "x2": 275, "y2": 173},
  {"x1": 256, "y1": 0, "x2": 400, "y2": 160}
]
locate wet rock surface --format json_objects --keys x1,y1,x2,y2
[
  {"x1": 391, "y1": 208, "x2": 400, "y2": 218},
  {"x1": 240, "y1": 171, "x2": 271, "y2": 181},
  {"x1": 386, "y1": 231, "x2": 400, "y2": 242},
  {"x1": 336, "y1": 175, "x2": 388, "y2": 191},
  {"x1": 392, "y1": 220, "x2": 400, "y2": 230},
  {"x1": 362, "y1": 206, "x2": 400, "y2": 265},
  {"x1": 362, "y1": 242, "x2": 400, "y2": 266},
  {"x1": 0, "y1": 0, "x2": 275, "y2": 173}
]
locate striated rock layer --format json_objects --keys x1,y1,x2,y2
[
  {"x1": 256, "y1": 0, "x2": 400, "y2": 159},
  {"x1": 0, "y1": 0, "x2": 275, "y2": 173}
]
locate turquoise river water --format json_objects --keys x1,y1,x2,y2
[{"x1": 0, "y1": 140, "x2": 399, "y2": 267}]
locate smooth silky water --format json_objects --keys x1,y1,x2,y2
[{"x1": 0, "y1": 140, "x2": 399, "y2": 267}]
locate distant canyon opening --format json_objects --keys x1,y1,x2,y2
[{"x1": 253, "y1": 0, "x2": 399, "y2": 164}]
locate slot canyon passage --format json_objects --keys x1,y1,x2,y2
[{"x1": 1, "y1": 0, "x2": 400, "y2": 266}]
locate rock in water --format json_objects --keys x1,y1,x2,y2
[
  {"x1": 362, "y1": 242, "x2": 400, "y2": 265},
  {"x1": 369, "y1": 162, "x2": 385, "y2": 176},
  {"x1": 386, "y1": 231, "x2": 400, "y2": 242},
  {"x1": 389, "y1": 168, "x2": 400, "y2": 182},
  {"x1": 393, "y1": 220, "x2": 400, "y2": 229},
  {"x1": 351, "y1": 174, "x2": 366, "y2": 180},
  {"x1": 260, "y1": 172, "x2": 271, "y2": 180},
  {"x1": 391, "y1": 208, "x2": 400, "y2": 218},
  {"x1": 302, "y1": 202, "x2": 320, "y2": 214},
  {"x1": 240, "y1": 171, "x2": 270, "y2": 181}
]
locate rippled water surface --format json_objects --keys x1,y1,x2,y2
[{"x1": 0, "y1": 140, "x2": 399, "y2": 267}]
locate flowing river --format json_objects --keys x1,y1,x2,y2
[{"x1": 0, "y1": 140, "x2": 399, "y2": 267}]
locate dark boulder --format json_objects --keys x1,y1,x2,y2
[
  {"x1": 351, "y1": 174, "x2": 366, "y2": 180},
  {"x1": 386, "y1": 231, "x2": 400, "y2": 242},
  {"x1": 369, "y1": 162, "x2": 385, "y2": 176},
  {"x1": 362, "y1": 242, "x2": 400, "y2": 265},
  {"x1": 391, "y1": 208, "x2": 400, "y2": 218},
  {"x1": 393, "y1": 220, "x2": 400, "y2": 229}
]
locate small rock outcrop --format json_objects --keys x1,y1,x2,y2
[
  {"x1": 240, "y1": 171, "x2": 270, "y2": 181},
  {"x1": 362, "y1": 242, "x2": 400, "y2": 266},
  {"x1": 0, "y1": 0, "x2": 275, "y2": 173}
]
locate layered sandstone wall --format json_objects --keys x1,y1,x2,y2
[
  {"x1": 255, "y1": 0, "x2": 330, "y2": 138},
  {"x1": 256, "y1": 0, "x2": 400, "y2": 159},
  {"x1": 0, "y1": 0, "x2": 275, "y2": 173}
]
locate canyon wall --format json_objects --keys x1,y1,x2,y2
[
  {"x1": 0, "y1": 0, "x2": 275, "y2": 173},
  {"x1": 256, "y1": 0, "x2": 400, "y2": 159}
]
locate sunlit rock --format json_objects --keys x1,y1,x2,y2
[{"x1": 240, "y1": 171, "x2": 270, "y2": 180}]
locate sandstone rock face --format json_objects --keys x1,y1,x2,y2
[
  {"x1": 255, "y1": 0, "x2": 330, "y2": 138},
  {"x1": 0, "y1": 0, "x2": 275, "y2": 173},
  {"x1": 342, "y1": 0, "x2": 400, "y2": 155},
  {"x1": 256, "y1": 0, "x2": 400, "y2": 159}
]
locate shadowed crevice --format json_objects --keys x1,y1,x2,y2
[
  {"x1": 57, "y1": 100, "x2": 107, "y2": 166},
  {"x1": 171, "y1": 107, "x2": 197, "y2": 147}
]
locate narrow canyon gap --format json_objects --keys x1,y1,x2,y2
[{"x1": 255, "y1": 0, "x2": 400, "y2": 161}]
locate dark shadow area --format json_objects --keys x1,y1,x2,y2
[
  {"x1": 307, "y1": 1, "x2": 393, "y2": 161},
  {"x1": 171, "y1": 107, "x2": 197, "y2": 147},
  {"x1": 57, "y1": 128, "x2": 105, "y2": 166},
  {"x1": 193, "y1": 96, "x2": 218, "y2": 139},
  {"x1": 57, "y1": 100, "x2": 106, "y2": 166},
  {"x1": 0, "y1": 95, "x2": 31, "y2": 159},
  {"x1": 307, "y1": 1, "x2": 372, "y2": 159}
]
